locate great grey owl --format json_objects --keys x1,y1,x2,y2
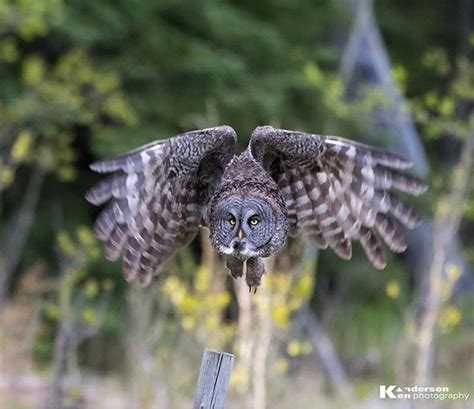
[{"x1": 86, "y1": 126, "x2": 426, "y2": 290}]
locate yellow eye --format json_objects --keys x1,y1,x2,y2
[
  {"x1": 249, "y1": 217, "x2": 260, "y2": 226},
  {"x1": 229, "y1": 217, "x2": 236, "y2": 225}
]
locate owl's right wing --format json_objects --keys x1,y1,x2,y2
[
  {"x1": 250, "y1": 126, "x2": 427, "y2": 269},
  {"x1": 86, "y1": 126, "x2": 236, "y2": 286}
]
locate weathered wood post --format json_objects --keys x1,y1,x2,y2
[{"x1": 192, "y1": 349, "x2": 234, "y2": 409}]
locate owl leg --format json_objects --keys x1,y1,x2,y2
[
  {"x1": 246, "y1": 257, "x2": 265, "y2": 294},
  {"x1": 226, "y1": 256, "x2": 244, "y2": 279}
]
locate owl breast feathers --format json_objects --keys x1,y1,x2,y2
[{"x1": 86, "y1": 125, "x2": 427, "y2": 288}]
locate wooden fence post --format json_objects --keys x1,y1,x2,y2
[{"x1": 192, "y1": 349, "x2": 234, "y2": 409}]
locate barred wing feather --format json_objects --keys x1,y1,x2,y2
[
  {"x1": 86, "y1": 126, "x2": 236, "y2": 286},
  {"x1": 250, "y1": 126, "x2": 427, "y2": 269}
]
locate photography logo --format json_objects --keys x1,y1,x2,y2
[{"x1": 379, "y1": 385, "x2": 470, "y2": 401}]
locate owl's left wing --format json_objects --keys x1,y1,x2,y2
[
  {"x1": 86, "y1": 126, "x2": 236, "y2": 286},
  {"x1": 250, "y1": 126, "x2": 427, "y2": 269}
]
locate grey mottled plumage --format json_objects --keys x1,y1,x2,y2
[{"x1": 86, "y1": 125, "x2": 427, "y2": 289}]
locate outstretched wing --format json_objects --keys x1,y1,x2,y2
[
  {"x1": 86, "y1": 126, "x2": 236, "y2": 286},
  {"x1": 250, "y1": 125, "x2": 427, "y2": 269}
]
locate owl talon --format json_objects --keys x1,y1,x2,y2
[
  {"x1": 247, "y1": 285, "x2": 258, "y2": 294},
  {"x1": 245, "y1": 257, "x2": 265, "y2": 293},
  {"x1": 226, "y1": 256, "x2": 244, "y2": 280}
]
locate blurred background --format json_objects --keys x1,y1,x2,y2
[{"x1": 0, "y1": 0, "x2": 473, "y2": 408}]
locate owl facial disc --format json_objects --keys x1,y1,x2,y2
[{"x1": 210, "y1": 195, "x2": 276, "y2": 259}]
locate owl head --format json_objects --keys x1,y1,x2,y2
[{"x1": 209, "y1": 194, "x2": 288, "y2": 260}]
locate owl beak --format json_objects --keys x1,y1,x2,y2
[{"x1": 238, "y1": 229, "x2": 244, "y2": 240}]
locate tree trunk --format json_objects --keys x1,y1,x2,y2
[
  {"x1": 340, "y1": 0, "x2": 472, "y2": 289},
  {"x1": 0, "y1": 166, "x2": 45, "y2": 307},
  {"x1": 413, "y1": 134, "x2": 473, "y2": 390}
]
